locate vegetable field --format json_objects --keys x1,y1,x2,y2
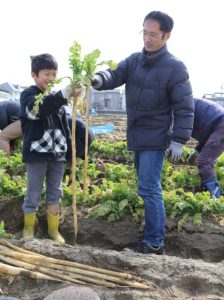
[
  {"x1": 1, "y1": 139, "x2": 224, "y2": 299},
  {"x1": 1, "y1": 140, "x2": 224, "y2": 231}
]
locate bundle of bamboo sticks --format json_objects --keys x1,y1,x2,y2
[{"x1": 0, "y1": 239, "x2": 151, "y2": 289}]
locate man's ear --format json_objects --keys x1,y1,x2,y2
[{"x1": 164, "y1": 32, "x2": 171, "y2": 42}]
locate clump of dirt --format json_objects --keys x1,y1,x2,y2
[{"x1": 1, "y1": 197, "x2": 224, "y2": 299}]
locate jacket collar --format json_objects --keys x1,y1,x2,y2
[{"x1": 141, "y1": 44, "x2": 168, "y2": 67}]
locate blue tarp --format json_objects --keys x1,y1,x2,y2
[{"x1": 90, "y1": 124, "x2": 114, "y2": 134}]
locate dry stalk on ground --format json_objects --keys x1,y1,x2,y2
[{"x1": 0, "y1": 239, "x2": 151, "y2": 289}]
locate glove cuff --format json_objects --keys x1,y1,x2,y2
[
  {"x1": 92, "y1": 75, "x2": 103, "y2": 89},
  {"x1": 170, "y1": 141, "x2": 183, "y2": 149}
]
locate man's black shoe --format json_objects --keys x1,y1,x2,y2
[{"x1": 131, "y1": 242, "x2": 164, "y2": 255}]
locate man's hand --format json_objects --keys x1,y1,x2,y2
[
  {"x1": 165, "y1": 141, "x2": 183, "y2": 164},
  {"x1": 187, "y1": 149, "x2": 199, "y2": 165},
  {"x1": 90, "y1": 75, "x2": 103, "y2": 89}
]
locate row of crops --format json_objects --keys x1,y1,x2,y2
[{"x1": 0, "y1": 140, "x2": 224, "y2": 230}]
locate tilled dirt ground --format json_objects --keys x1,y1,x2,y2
[{"x1": 1, "y1": 197, "x2": 224, "y2": 299}]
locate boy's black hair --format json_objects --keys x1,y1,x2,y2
[
  {"x1": 30, "y1": 53, "x2": 58, "y2": 75},
  {"x1": 143, "y1": 11, "x2": 174, "y2": 33}
]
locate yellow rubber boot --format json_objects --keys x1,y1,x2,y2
[
  {"x1": 23, "y1": 212, "x2": 36, "y2": 238},
  {"x1": 47, "y1": 212, "x2": 65, "y2": 244}
]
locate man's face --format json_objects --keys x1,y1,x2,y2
[
  {"x1": 32, "y1": 69, "x2": 57, "y2": 91},
  {"x1": 142, "y1": 19, "x2": 170, "y2": 53}
]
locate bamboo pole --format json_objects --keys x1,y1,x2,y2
[
  {"x1": 83, "y1": 86, "x2": 90, "y2": 199},
  {"x1": 0, "y1": 241, "x2": 153, "y2": 289},
  {"x1": 0, "y1": 246, "x2": 132, "y2": 279},
  {"x1": 0, "y1": 262, "x2": 57, "y2": 281},
  {"x1": 0, "y1": 239, "x2": 44, "y2": 256},
  {"x1": 0, "y1": 254, "x2": 86, "y2": 285},
  {"x1": 0, "y1": 248, "x2": 149, "y2": 289},
  {"x1": 0, "y1": 251, "x2": 146, "y2": 288}
]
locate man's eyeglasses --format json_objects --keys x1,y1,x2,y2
[{"x1": 140, "y1": 30, "x2": 164, "y2": 40}]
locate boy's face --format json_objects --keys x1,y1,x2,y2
[{"x1": 32, "y1": 69, "x2": 57, "y2": 91}]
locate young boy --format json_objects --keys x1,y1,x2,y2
[{"x1": 20, "y1": 53, "x2": 73, "y2": 244}]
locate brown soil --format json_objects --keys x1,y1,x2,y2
[{"x1": 1, "y1": 196, "x2": 224, "y2": 300}]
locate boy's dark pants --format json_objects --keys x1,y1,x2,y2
[{"x1": 22, "y1": 161, "x2": 64, "y2": 214}]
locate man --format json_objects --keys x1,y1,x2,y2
[
  {"x1": 188, "y1": 98, "x2": 224, "y2": 198},
  {"x1": 91, "y1": 11, "x2": 194, "y2": 254},
  {"x1": 0, "y1": 100, "x2": 22, "y2": 155}
]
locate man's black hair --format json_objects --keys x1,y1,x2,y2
[
  {"x1": 143, "y1": 11, "x2": 174, "y2": 33},
  {"x1": 30, "y1": 53, "x2": 58, "y2": 75}
]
